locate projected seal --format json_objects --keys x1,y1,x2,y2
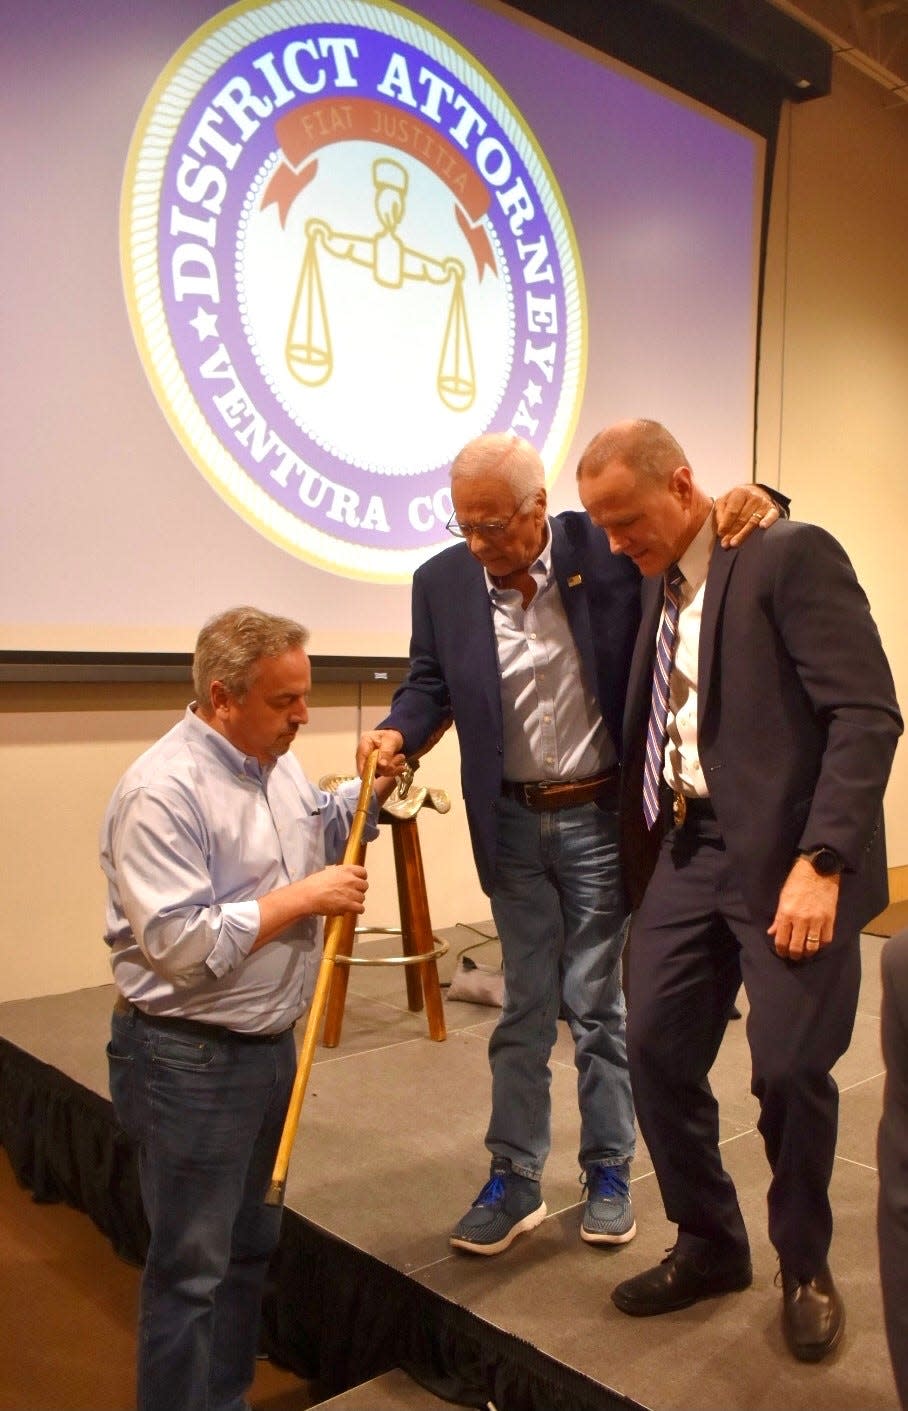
[{"x1": 122, "y1": 0, "x2": 586, "y2": 582}]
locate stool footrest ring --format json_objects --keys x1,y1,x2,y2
[{"x1": 332, "y1": 937, "x2": 449, "y2": 968}]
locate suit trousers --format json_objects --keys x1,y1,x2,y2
[{"x1": 626, "y1": 814, "x2": 861, "y2": 1276}]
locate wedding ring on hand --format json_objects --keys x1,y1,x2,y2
[{"x1": 750, "y1": 511, "x2": 764, "y2": 521}]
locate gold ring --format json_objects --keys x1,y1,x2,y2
[
  {"x1": 806, "y1": 935, "x2": 820, "y2": 943},
  {"x1": 750, "y1": 511, "x2": 764, "y2": 522}
]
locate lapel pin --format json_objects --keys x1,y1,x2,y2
[{"x1": 567, "y1": 574, "x2": 582, "y2": 587}]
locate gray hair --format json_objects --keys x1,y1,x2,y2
[
  {"x1": 450, "y1": 432, "x2": 545, "y2": 503},
  {"x1": 193, "y1": 607, "x2": 309, "y2": 705},
  {"x1": 577, "y1": 419, "x2": 690, "y2": 487}
]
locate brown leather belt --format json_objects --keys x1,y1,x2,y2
[
  {"x1": 113, "y1": 994, "x2": 292, "y2": 1045},
  {"x1": 501, "y1": 769, "x2": 619, "y2": 813}
]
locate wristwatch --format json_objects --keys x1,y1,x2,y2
[{"x1": 799, "y1": 847, "x2": 842, "y2": 877}]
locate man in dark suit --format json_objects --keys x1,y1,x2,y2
[
  {"x1": 879, "y1": 926, "x2": 908, "y2": 1406},
  {"x1": 358, "y1": 431, "x2": 777, "y2": 1256},
  {"x1": 577, "y1": 418, "x2": 902, "y2": 1362}
]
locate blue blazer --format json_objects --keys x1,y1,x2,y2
[
  {"x1": 620, "y1": 521, "x2": 902, "y2": 928},
  {"x1": 379, "y1": 512, "x2": 641, "y2": 895}
]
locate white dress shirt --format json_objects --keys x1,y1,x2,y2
[{"x1": 485, "y1": 519, "x2": 617, "y2": 783}]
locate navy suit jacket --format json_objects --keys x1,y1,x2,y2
[
  {"x1": 379, "y1": 512, "x2": 641, "y2": 895},
  {"x1": 621, "y1": 520, "x2": 902, "y2": 929}
]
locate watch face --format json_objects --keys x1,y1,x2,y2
[{"x1": 811, "y1": 848, "x2": 840, "y2": 876}]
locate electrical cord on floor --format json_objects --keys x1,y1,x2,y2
[{"x1": 440, "y1": 923, "x2": 502, "y2": 984}]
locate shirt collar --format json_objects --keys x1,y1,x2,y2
[
  {"x1": 676, "y1": 510, "x2": 717, "y2": 596},
  {"x1": 185, "y1": 705, "x2": 272, "y2": 783},
  {"x1": 484, "y1": 517, "x2": 553, "y2": 599}
]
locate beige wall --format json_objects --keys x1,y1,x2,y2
[
  {"x1": 3, "y1": 52, "x2": 906, "y2": 1004},
  {"x1": 0, "y1": 680, "x2": 488, "y2": 1004},
  {"x1": 757, "y1": 55, "x2": 908, "y2": 867}
]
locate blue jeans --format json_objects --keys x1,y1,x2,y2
[
  {"x1": 485, "y1": 797, "x2": 634, "y2": 1179},
  {"x1": 108, "y1": 1007, "x2": 296, "y2": 1411}
]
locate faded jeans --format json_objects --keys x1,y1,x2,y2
[{"x1": 485, "y1": 796, "x2": 635, "y2": 1179}]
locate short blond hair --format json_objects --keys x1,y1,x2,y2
[
  {"x1": 193, "y1": 607, "x2": 309, "y2": 705},
  {"x1": 577, "y1": 419, "x2": 690, "y2": 487}
]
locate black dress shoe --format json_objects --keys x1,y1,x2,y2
[
  {"x1": 780, "y1": 1263, "x2": 845, "y2": 1362},
  {"x1": 612, "y1": 1242, "x2": 752, "y2": 1316}
]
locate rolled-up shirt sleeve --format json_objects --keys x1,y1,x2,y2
[
  {"x1": 320, "y1": 775, "x2": 381, "y2": 860},
  {"x1": 100, "y1": 708, "x2": 388, "y2": 1024}
]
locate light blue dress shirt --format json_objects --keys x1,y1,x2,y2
[{"x1": 100, "y1": 706, "x2": 377, "y2": 1034}]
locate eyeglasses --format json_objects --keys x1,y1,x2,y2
[{"x1": 445, "y1": 500, "x2": 531, "y2": 540}]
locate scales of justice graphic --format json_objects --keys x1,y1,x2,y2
[{"x1": 284, "y1": 157, "x2": 477, "y2": 413}]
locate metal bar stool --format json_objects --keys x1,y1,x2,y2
[{"x1": 318, "y1": 777, "x2": 450, "y2": 1047}]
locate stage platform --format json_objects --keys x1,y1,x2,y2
[{"x1": 0, "y1": 923, "x2": 900, "y2": 1411}]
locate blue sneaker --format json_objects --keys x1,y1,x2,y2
[
  {"x1": 450, "y1": 1158, "x2": 547, "y2": 1255},
  {"x1": 581, "y1": 1161, "x2": 636, "y2": 1245}
]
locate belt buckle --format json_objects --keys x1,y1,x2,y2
[
  {"x1": 672, "y1": 790, "x2": 687, "y2": 827},
  {"x1": 523, "y1": 782, "x2": 542, "y2": 810}
]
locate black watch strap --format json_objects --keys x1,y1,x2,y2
[{"x1": 799, "y1": 847, "x2": 842, "y2": 876}]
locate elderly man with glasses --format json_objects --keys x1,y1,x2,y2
[{"x1": 357, "y1": 432, "x2": 780, "y2": 1255}]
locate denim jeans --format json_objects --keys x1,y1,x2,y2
[
  {"x1": 108, "y1": 1006, "x2": 296, "y2": 1411},
  {"x1": 485, "y1": 796, "x2": 634, "y2": 1179}
]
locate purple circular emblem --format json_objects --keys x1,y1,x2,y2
[{"x1": 123, "y1": 1, "x2": 586, "y2": 580}]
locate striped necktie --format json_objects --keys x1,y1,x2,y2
[{"x1": 642, "y1": 563, "x2": 685, "y2": 829}]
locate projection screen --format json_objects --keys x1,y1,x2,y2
[{"x1": 2, "y1": 0, "x2": 764, "y2": 660}]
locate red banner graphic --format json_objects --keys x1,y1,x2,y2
[{"x1": 263, "y1": 97, "x2": 496, "y2": 279}]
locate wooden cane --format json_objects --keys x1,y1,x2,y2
[{"x1": 265, "y1": 749, "x2": 379, "y2": 1206}]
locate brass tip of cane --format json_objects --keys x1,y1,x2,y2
[{"x1": 264, "y1": 1179, "x2": 286, "y2": 1207}]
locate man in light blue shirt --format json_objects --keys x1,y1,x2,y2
[{"x1": 102, "y1": 606, "x2": 395, "y2": 1411}]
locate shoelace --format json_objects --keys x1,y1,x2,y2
[
  {"x1": 474, "y1": 1172, "x2": 507, "y2": 1207},
  {"x1": 583, "y1": 1165, "x2": 629, "y2": 1201}
]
